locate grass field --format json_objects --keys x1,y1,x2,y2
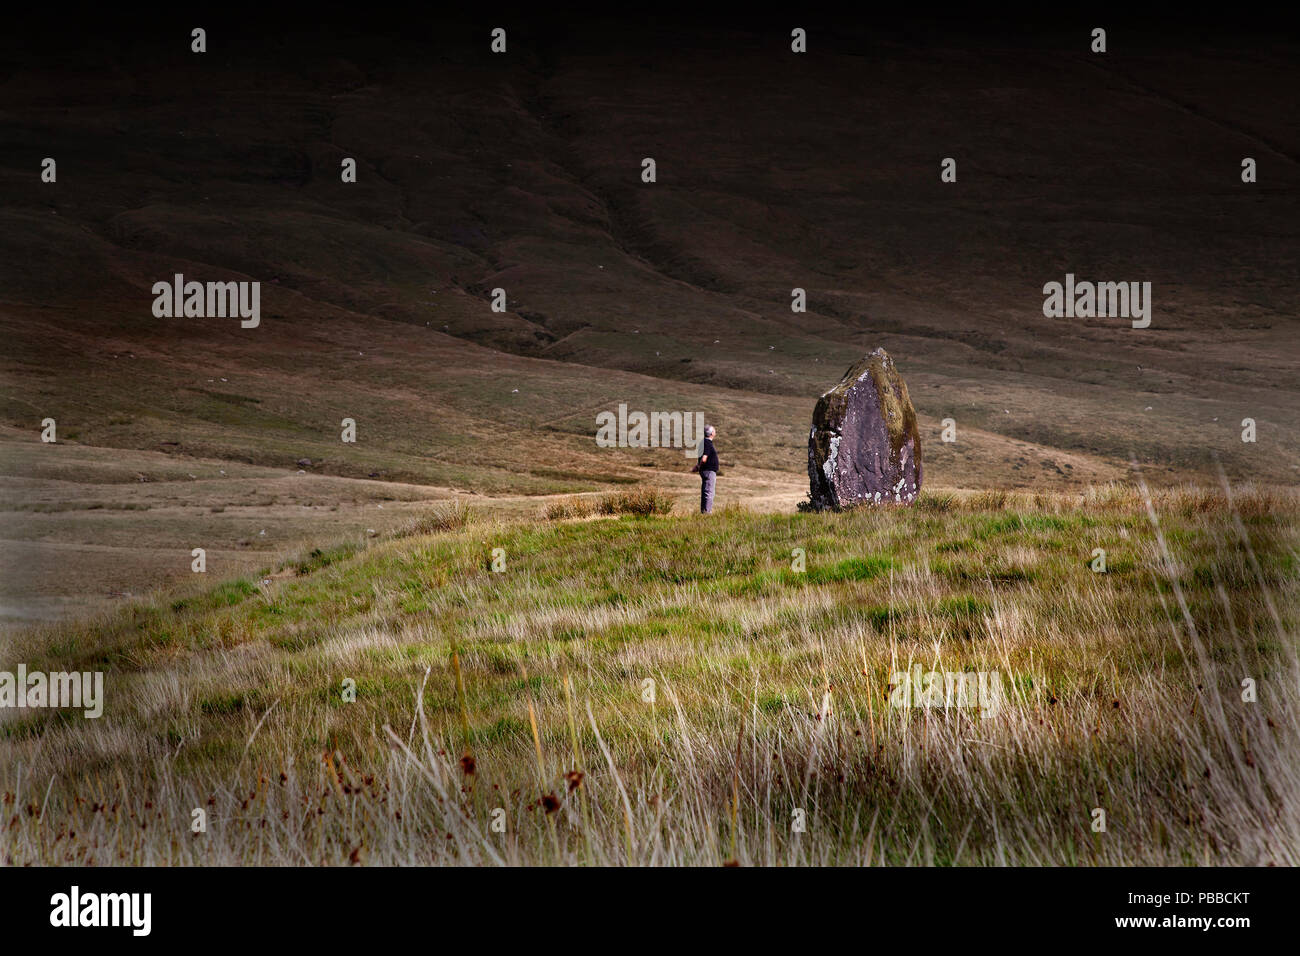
[{"x1": 3, "y1": 481, "x2": 1295, "y2": 865}]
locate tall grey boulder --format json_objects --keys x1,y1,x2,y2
[{"x1": 807, "y1": 348, "x2": 922, "y2": 510}]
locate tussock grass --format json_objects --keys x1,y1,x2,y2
[
  {"x1": 596, "y1": 486, "x2": 675, "y2": 517},
  {"x1": 546, "y1": 487, "x2": 672, "y2": 520},
  {"x1": 544, "y1": 496, "x2": 596, "y2": 521},
  {"x1": 1, "y1": 483, "x2": 1296, "y2": 865},
  {"x1": 398, "y1": 499, "x2": 474, "y2": 536}
]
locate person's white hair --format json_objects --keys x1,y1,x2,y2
[{"x1": 704, "y1": 424, "x2": 716, "y2": 438}]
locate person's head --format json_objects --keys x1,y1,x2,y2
[{"x1": 705, "y1": 424, "x2": 716, "y2": 440}]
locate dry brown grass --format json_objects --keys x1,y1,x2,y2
[
  {"x1": 595, "y1": 486, "x2": 676, "y2": 517},
  {"x1": 544, "y1": 496, "x2": 597, "y2": 521},
  {"x1": 398, "y1": 499, "x2": 475, "y2": 536}
]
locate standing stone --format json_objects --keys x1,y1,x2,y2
[{"x1": 807, "y1": 348, "x2": 922, "y2": 510}]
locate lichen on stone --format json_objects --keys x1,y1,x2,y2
[{"x1": 806, "y1": 347, "x2": 922, "y2": 511}]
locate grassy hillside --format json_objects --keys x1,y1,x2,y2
[
  {"x1": 4, "y1": 24, "x2": 1297, "y2": 622},
  {"x1": 3, "y1": 483, "x2": 1296, "y2": 865},
  {"x1": 5, "y1": 31, "x2": 1297, "y2": 485}
]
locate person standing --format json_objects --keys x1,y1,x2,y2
[{"x1": 698, "y1": 424, "x2": 719, "y2": 514}]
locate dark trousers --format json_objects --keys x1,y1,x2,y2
[{"x1": 700, "y1": 470, "x2": 716, "y2": 514}]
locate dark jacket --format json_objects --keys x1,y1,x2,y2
[{"x1": 700, "y1": 438, "x2": 719, "y2": 473}]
